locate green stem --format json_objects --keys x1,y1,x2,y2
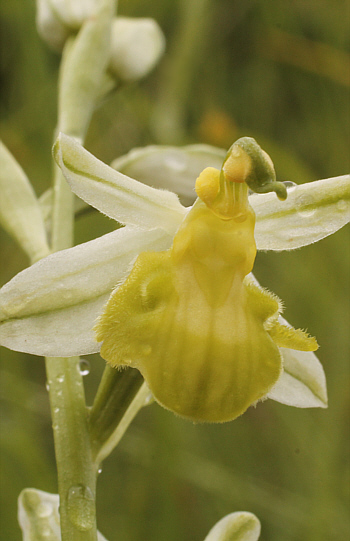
[
  {"x1": 89, "y1": 366, "x2": 146, "y2": 465},
  {"x1": 45, "y1": 357, "x2": 97, "y2": 540}
]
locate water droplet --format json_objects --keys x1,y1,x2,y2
[
  {"x1": 336, "y1": 199, "x2": 347, "y2": 211},
  {"x1": 164, "y1": 152, "x2": 187, "y2": 172},
  {"x1": 283, "y1": 181, "x2": 297, "y2": 191},
  {"x1": 36, "y1": 502, "x2": 53, "y2": 518},
  {"x1": 97, "y1": 467, "x2": 103, "y2": 475},
  {"x1": 45, "y1": 382, "x2": 50, "y2": 392},
  {"x1": 79, "y1": 359, "x2": 90, "y2": 376},
  {"x1": 296, "y1": 194, "x2": 316, "y2": 217},
  {"x1": 53, "y1": 407, "x2": 60, "y2": 414},
  {"x1": 56, "y1": 374, "x2": 65, "y2": 383},
  {"x1": 40, "y1": 525, "x2": 52, "y2": 537},
  {"x1": 67, "y1": 485, "x2": 95, "y2": 532},
  {"x1": 144, "y1": 392, "x2": 154, "y2": 406}
]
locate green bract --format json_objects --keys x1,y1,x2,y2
[{"x1": 1, "y1": 133, "x2": 349, "y2": 419}]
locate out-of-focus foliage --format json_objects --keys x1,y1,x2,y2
[{"x1": 0, "y1": 0, "x2": 349, "y2": 540}]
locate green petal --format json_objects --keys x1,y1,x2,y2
[
  {"x1": 54, "y1": 133, "x2": 187, "y2": 232},
  {"x1": 267, "y1": 321, "x2": 318, "y2": 351},
  {"x1": 252, "y1": 174, "x2": 350, "y2": 250}
]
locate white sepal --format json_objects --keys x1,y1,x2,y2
[
  {"x1": 267, "y1": 347, "x2": 328, "y2": 408},
  {"x1": 0, "y1": 142, "x2": 50, "y2": 263},
  {"x1": 111, "y1": 144, "x2": 225, "y2": 206},
  {"x1": 0, "y1": 227, "x2": 173, "y2": 357},
  {"x1": 109, "y1": 17, "x2": 165, "y2": 82},
  {"x1": 18, "y1": 488, "x2": 108, "y2": 541},
  {"x1": 203, "y1": 512, "x2": 261, "y2": 541},
  {"x1": 54, "y1": 133, "x2": 187, "y2": 232},
  {"x1": 252, "y1": 175, "x2": 350, "y2": 251}
]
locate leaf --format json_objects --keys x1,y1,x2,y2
[
  {"x1": 203, "y1": 512, "x2": 261, "y2": 541},
  {"x1": 54, "y1": 133, "x2": 187, "y2": 232},
  {"x1": 252, "y1": 175, "x2": 350, "y2": 250},
  {"x1": 0, "y1": 142, "x2": 50, "y2": 263}
]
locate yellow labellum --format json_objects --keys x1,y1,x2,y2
[{"x1": 95, "y1": 138, "x2": 317, "y2": 422}]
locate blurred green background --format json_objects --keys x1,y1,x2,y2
[{"x1": 0, "y1": 0, "x2": 349, "y2": 540}]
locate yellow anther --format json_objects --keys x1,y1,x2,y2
[{"x1": 195, "y1": 167, "x2": 220, "y2": 207}]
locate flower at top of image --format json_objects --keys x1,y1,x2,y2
[{"x1": 1, "y1": 134, "x2": 349, "y2": 421}]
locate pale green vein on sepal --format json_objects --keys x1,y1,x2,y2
[
  {"x1": 203, "y1": 512, "x2": 261, "y2": 541},
  {"x1": 0, "y1": 142, "x2": 50, "y2": 263},
  {"x1": 54, "y1": 133, "x2": 187, "y2": 232},
  {"x1": 252, "y1": 174, "x2": 350, "y2": 250}
]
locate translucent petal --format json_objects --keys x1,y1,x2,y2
[
  {"x1": 203, "y1": 512, "x2": 261, "y2": 541},
  {"x1": 111, "y1": 144, "x2": 225, "y2": 206},
  {"x1": 54, "y1": 133, "x2": 186, "y2": 232},
  {"x1": 0, "y1": 227, "x2": 173, "y2": 357},
  {"x1": 252, "y1": 175, "x2": 350, "y2": 250},
  {"x1": 267, "y1": 346, "x2": 328, "y2": 408}
]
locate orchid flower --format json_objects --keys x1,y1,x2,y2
[{"x1": 0, "y1": 134, "x2": 349, "y2": 422}]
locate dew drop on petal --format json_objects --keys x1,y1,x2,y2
[
  {"x1": 336, "y1": 199, "x2": 347, "y2": 212},
  {"x1": 79, "y1": 359, "x2": 90, "y2": 376},
  {"x1": 296, "y1": 194, "x2": 316, "y2": 217},
  {"x1": 41, "y1": 526, "x2": 52, "y2": 538},
  {"x1": 56, "y1": 374, "x2": 65, "y2": 383},
  {"x1": 283, "y1": 180, "x2": 297, "y2": 191},
  {"x1": 164, "y1": 151, "x2": 187, "y2": 172},
  {"x1": 45, "y1": 382, "x2": 50, "y2": 392}
]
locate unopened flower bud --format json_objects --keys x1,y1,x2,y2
[
  {"x1": 36, "y1": 0, "x2": 101, "y2": 50},
  {"x1": 108, "y1": 17, "x2": 165, "y2": 82}
]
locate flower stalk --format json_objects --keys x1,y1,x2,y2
[
  {"x1": 89, "y1": 366, "x2": 144, "y2": 463},
  {"x1": 43, "y1": 2, "x2": 115, "y2": 539},
  {"x1": 45, "y1": 357, "x2": 97, "y2": 540}
]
